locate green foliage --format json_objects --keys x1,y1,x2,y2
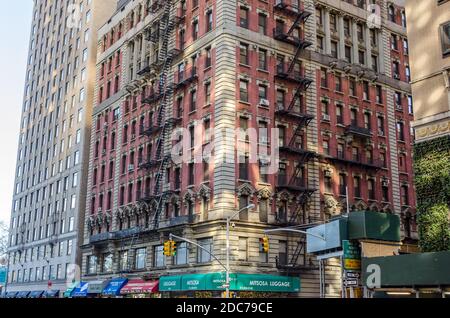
[{"x1": 414, "y1": 136, "x2": 450, "y2": 252}]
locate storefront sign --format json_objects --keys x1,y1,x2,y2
[
  {"x1": 343, "y1": 240, "x2": 362, "y2": 270},
  {"x1": 0, "y1": 267, "x2": 7, "y2": 285},
  {"x1": 120, "y1": 279, "x2": 159, "y2": 294},
  {"x1": 159, "y1": 276, "x2": 182, "y2": 291},
  {"x1": 345, "y1": 271, "x2": 361, "y2": 279},
  {"x1": 344, "y1": 259, "x2": 362, "y2": 270},
  {"x1": 88, "y1": 280, "x2": 108, "y2": 294},
  {"x1": 181, "y1": 273, "x2": 229, "y2": 291},
  {"x1": 344, "y1": 279, "x2": 360, "y2": 287},
  {"x1": 103, "y1": 278, "x2": 128, "y2": 296},
  {"x1": 159, "y1": 273, "x2": 300, "y2": 293},
  {"x1": 234, "y1": 274, "x2": 300, "y2": 293},
  {"x1": 71, "y1": 282, "x2": 89, "y2": 297}
]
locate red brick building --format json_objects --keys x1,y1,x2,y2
[{"x1": 81, "y1": 0, "x2": 416, "y2": 297}]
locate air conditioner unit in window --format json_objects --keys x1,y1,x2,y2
[
  {"x1": 324, "y1": 170, "x2": 332, "y2": 177},
  {"x1": 322, "y1": 114, "x2": 331, "y2": 121},
  {"x1": 393, "y1": 74, "x2": 400, "y2": 79},
  {"x1": 128, "y1": 164, "x2": 134, "y2": 171},
  {"x1": 259, "y1": 99, "x2": 270, "y2": 107},
  {"x1": 382, "y1": 180, "x2": 389, "y2": 187},
  {"x1": 102, "y1": 149, "x2": 107, "y2": 155}
]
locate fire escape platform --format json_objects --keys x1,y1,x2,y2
[{"x1": 273, "y1": 3, "x2": 312, "y2": 22}]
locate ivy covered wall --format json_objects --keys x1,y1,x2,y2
[{"x1": 414, "y1": 135, "x2": 450, "y2": 252}]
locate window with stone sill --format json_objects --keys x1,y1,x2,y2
[{"x1": 441, "y1": 21, "x2": 450, "y2": 57}]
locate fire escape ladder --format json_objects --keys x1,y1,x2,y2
[
  {"x1": 143, "y1": 0, "x2": 177, "y2": 231},
  {"x1": 125, "y1": 229, "x2": 142, "y2": 272},
  {"x1": 287, "y1": 86, "x2": 304, "y2": 112},
  {"x1": 288, "y1": 162, "x2": 303, "y2": 186},
  {"x1": 287, "y1": 44, "x2": 303, "y2": 74},
  {"x1": 289, "y1": 240, "x2": 305, "y2": 268}
]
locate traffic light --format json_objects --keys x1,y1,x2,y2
[
  {"x1": 170, "y1": 240, "x2": 177, "y2": 256},
  {"x1": 260, "y1": 236, "x2": 269, "y2": 253},
  {"x1": 163, "y1": 240, "x2": 171, "y2": 256}
]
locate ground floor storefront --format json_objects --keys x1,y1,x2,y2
[
  {"x1": 362, "y1": 251, "x2": 450, "y2": 298},
  {"x1": 64, "y1": 272, "x2": 300, "y2": 298},
  {"x1": 159, "y1": 272, "x2": 300, "y2": 298}
]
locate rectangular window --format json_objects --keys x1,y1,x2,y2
[
  {"x1": 205, "y1": 82, "x2": 211, "y2": 105},
  {"x1": 135, "y1": 248, "x2": 146, "y2": 270},
  {"x1": 238, "y1": 237, "x2": 248, "y2": 261},
  {"x1": 240, "y1": 7, "x2": 249, "y2": 28},
  {"x1": 240, "y1": 80, "x2": 249, "y2": 102},
  {"x1": 239, "y1": 43, "x2": 249, "y2": 65},
  {"x1": 440, "y1": 22, "x2": 450, "y2": 57},
  {"x1": 320, "y1": 68, "x2": 328, "y2": 88},
  {"x1": 258, "y1": 14, "x2": 267, "y2": 35},
  {"x1": 175, "y1": 242, "x2": 188, "y2": 265},
  {"x1": 119, "y1": 251, "x2": 128, "y2": 271},
  {"x1": 278, "y1": 241, "x2": 288, "y2": 266},
  {"x1": 258, "y1": 49, "x2": 267, "y2": 70},
  {"x1": 206, "y1": 10, "x2": 213, "y2": 32},
  {"x1": 87, "y1": 255, "x2": 97, "y2": 274},
  {"x1": 197, "y1": 238, "x2": 213, "y2": 263},
  {"x1": 153, "y1": 245, "x2": 165, "y2": 267}
]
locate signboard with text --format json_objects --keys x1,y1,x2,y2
[
  {"x1": 342, "y1": 240, "x2": 361, "y2": 270},
  {"x1": 0, "y1": 267, "x2": 7, "y2": 285}
]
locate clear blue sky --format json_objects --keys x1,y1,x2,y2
[{"x1": 0, "y1": 1, "x2": 33, "y2": 224}]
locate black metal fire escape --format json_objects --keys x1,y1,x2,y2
[
  {"x1": 273, "y1": 1, "x2": 317, "y2": 272},
  {"x1": 138, "y1": 0, "x2": 180, "y2": 231}
]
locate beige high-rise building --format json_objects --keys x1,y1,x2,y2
[
  {"x1": 405, "y1": 0, "x2": 450, "y2": 141},
  {"x1": 4, "y1": 0, "x2": 115, "y2": 297}
]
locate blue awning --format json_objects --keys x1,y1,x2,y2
[
  {"x1": 29, "y1": 290, "x2": 45, "y2": 298},
  {"x1": 6, "y1": 292, "x2": 18, "y2": 298},
  {"x1": 43, "y1": 290, "x2": 60, "y2": 298},
  {"x1": 16, "y1": 291, "x2": 31, "y2": 298},
  {"x1": 72, "y1": 282, "x2": 89, "y2": 297},
  {"x1": 103, "y1": 278, "x2": 128, "y2": 296}
]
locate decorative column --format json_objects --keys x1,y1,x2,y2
[
  {"x1": 338, "y1": 14, "x2": 345, "y2": 60},
  {"x1": 352, "y1": 20, "x2": 359, "y2": 64},
  {"x1": 365, "y1": 26, "x2": 372, "y2": 69},
  {"x1": 324, "y1": 8, "x2": 331, "y2": 56}
]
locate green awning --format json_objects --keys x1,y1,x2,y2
[
  {"x1": 182, "y1": 272, "x2": 230, "y2": 291},
  {"x1": 159, "y1": 273, "x2": 300, "y2": 293},
  {"x1": 63, "y1": 282, "x2": 79, "y2": 298},
  {"x1": 234, "y1": 274, "x2": 300, "y2": 292},
  {"x1": 159, "y1": 275, "x2": 182, "y2": 291}
]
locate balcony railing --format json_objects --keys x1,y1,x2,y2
[
  {"x1": 327, "y1": 151, "x2": 383, "y2": 170},
  {"x1": 138, "y1": 156, "x2": 158, "y2": 170},
  {"x1": 140, "y1": 123, "x2": 162, "y2": 137},
  {"x1": 114, "y1": 227, "x2": 141, "y2": 240},
  {"x1": 90, "y1": 232, "x2": 115, "y2": 244},
  {"x1": 278, "y1": 176, "x2": 306, "y2": 189},
  {"x1": 273, "y1": 28, "x2": 312, "y2": 48},
  {"x1": 275, "y1": 63, "x2": 312, "y2": 88},
  {"x1": 275, "y1": 104, "x2": 314, "y2": 122},
  {"x1": 175, "y1": 67, "x2": 198, "y2": 88},
  {"x1": 273, "y1": 1, "x2": 311, "y2": 20},
  {"x1": 142, "y1": 90, "x2": 163, "y2": 105},
  {"x1": 137, "y1": 63, "x2": 151, "y2": 76},
  {"x1": 345, "y1": 124, "x2": 372, "y2": 138}
]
